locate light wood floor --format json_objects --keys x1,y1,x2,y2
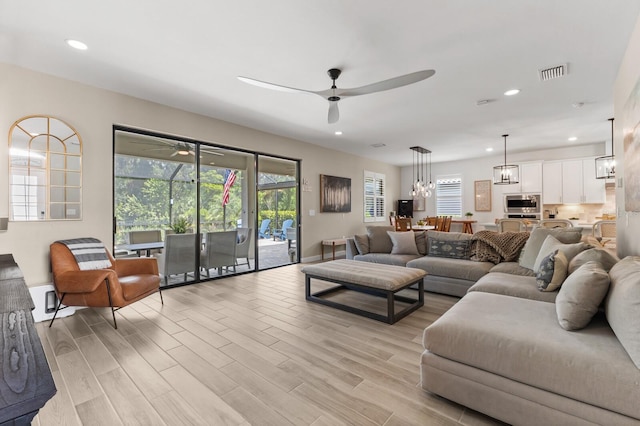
[{"x1": 33, "y1": 264, "x2": 503, "y2": 426}]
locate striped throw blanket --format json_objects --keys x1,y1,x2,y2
[{"x1": 57, "y1": 238, "x2": 112, "y2": 270}]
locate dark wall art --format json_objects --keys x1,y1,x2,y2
[{"x1": 320, "y1": 174, "x2": 351, "y2": 213}]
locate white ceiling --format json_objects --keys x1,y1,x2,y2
[{"x1": 1, "y1": 1, "x2": 639, "y2": 166}]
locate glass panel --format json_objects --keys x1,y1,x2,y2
[
  {"x1": 66, "y1": 156, "x2": 81, "y2": 171},
  {"x1": 50, "y1": 187, "x2": 65, "y2": 202},
  {"x1": 50, "y1": 204, "x2": 65, "y2": 220},
  {"x1": 64, "y1": 203, "x2": 81, "y2": 219},
  {"x1": 66, "y1": 135, "x2": 81, "y2": 154},
  {"x1": 50, "y1": 170, "x2": 65, "y2": 186},
  {"x1": 257, "y1": 155, "x2": 299, "y2": 269},
  {"x1": 30, "y1": 135, "x2": 48, "y2": 151},
  {"x1": 66, "y1": 171, "x2": 81, "y2": 186},
  {"x1": 50, "y1": 153, "x2": 65, "y2": 169},
  {"x1": 49, "y1": 137, "x2": 66, "y2": 154},
  {"x1": 19, "y1": 117, "x2": 48, "y2": 137}
]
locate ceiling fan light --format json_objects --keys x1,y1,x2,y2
[{"x1": 177, "y1": 149, "x2": 190, "y2": 156}]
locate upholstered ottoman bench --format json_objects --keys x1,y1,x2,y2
[{"x1": 301, "y1": 259, "x2": 426, "y2": 324}]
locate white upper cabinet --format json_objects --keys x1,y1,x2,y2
[
  {"x1": 542, "y1": 158, "x2": 605, "y2": 204},
  {"x1": 543, "y1": 162, "x2": 563, "y2": 204},
  {"x1": 520, "y1": 162, "x2": 542, "y2": 193}
]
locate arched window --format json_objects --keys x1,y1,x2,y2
[{"x1": 9, "y1": 116, "x2": 82, "y2": 220}]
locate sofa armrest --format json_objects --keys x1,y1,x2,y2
[
  {"x1": 346, "y1": 238, "x2": 359, "y2": 259},
  {"x1": 54, "y1": 269, "x2": 115, "y2": 293}
]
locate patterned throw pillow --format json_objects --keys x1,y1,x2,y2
[
  {"x1": 536, "y1": 249, "x2": 568, "y2": 291},
  {"x1": 427, "y1": 237, "x2": 471, "y2": 259}
]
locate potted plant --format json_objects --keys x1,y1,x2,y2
[
  {"x1": 171, "y1": 217, "x2": 191, "y2": 234},
  {"x1": 465, "y1": 212, "x2": 474, "y2": 219}
]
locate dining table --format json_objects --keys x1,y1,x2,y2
[
  {"x1": 451, "y1": 219, "x2": 477, "y2": 234},
  {"x1": 115, "y1": 241, "x2": 164, "y2": 257}
]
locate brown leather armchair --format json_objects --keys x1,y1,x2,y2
[{"x1": 49, "y1": 241, "x2": 162, "y2": 329}]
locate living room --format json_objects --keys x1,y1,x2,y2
[{"x1": 2, "y1": 2, "x2": 640, "y2": 425}]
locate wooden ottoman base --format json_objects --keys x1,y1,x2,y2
[{"x1": 302, "y1": 260, "x2": 426, "y2": 324}]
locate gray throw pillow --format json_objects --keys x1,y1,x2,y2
[
  {"x1": 518, "y1": 227, "x2": 583, "y2": 270},
  {"x1": 568, "y1": 248, "x2": 619, "y2": 274},
  {"x1": 353, "y1": 234, "x2": 369, "y2": 255},
  {"x1": 533, "y1": 235, "x2": 590, "y2": 273},
  {"x1": 556, "y1": 261, "x2": 610, "y2": 331},
  {"x1": 387, "y1": 231, "x2": 419, "y2": 255},
  {"x1": 366, "y1": 226, "x2": 394, "y2": 253},
  {"x1": 535, "y1": 249, "x2": 568, "y2": 292},
  {"x1": 606, "y1": 256, "x2": 640, "y2": 369},
  {"x1": 427, "y1": 237, "x2": 471, "y2": 259},
  {"x1": 414, "y1": 231, "x2": 427, "y2": 255}
]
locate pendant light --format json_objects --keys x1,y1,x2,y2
[
  {"x1": 493, "y1": 134, "x2": 519, "y2": 185},
  {"x1": 427, "y1": 151, "x2": 435, "y2": 190},
  {"x1": 409, "y1": 146, "x2": 433, "y2": 198},
  {"x1": 595, "y1": 118, "x2": 615, "y2": 179}
]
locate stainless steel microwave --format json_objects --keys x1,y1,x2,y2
[{"x1": 504, "y1": 194, "x2": 541, "y2": 215}]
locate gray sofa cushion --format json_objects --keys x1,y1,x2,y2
[
  {"x1": 568, "y1": 248, "x2": 619, "y2": 274},
  {"x1": 407, "y1": 257, "x2": 493, "y2": 282},
  {"x1": 423, "y1": 291, "x2": 640, "y2": 419},
  {"x1": 556, "y1": 261, "x2": 610, "y2": 331},
  {"x1": 606, "y1": 256, "x2": 640, "y2": 369},
  {"x1": 353, "y1": 234, "x2": 369, "y2": 255},
  {"x1": 518, "y1": 227, "x2": 583, "y2": 270},
  {"x1": 387, "y1": 231, "x2": 419, "y2": 255},
  {"x1": 468, "y1": 272, "x2": 557, "y2": 303},
  {"x1": 353, "y1": 253, "x2": 421, "y2": 266},
  {"x1": 366, "y1": 225, "x2": 394, "y2": 253},
  {"x1": 532, "y1": 235, "x2": 590, "y2": 272}
]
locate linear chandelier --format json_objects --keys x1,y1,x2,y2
[
  {"x1": 409, "y1": 146, "x2": 434, "y2": 198},
  {"x1": 595, "y1": 118, "x2": 615, "y2": 179},
  {"x1": 493, "y1": 134, "x2": 519, "y2": 185}
]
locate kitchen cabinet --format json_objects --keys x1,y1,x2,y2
[
  {"x1": 502, "y1": 162, "x2": 542, "y2": 194},
  {"x1": 542, "y1": 158, "x2": 605, "y2": 204}
]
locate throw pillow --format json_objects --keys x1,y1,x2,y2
[
  {"x1": 427, "y1": 237, "x2": 471, "y2": 259},
  {"x1": 568, "y1": 248, "x2": 619, "y2": 274},
  {"x1": 535, "y1": 249, "x2": 568, "y2": 292},
  {"x1": 518, "y1": 227, "x2": 583, "y2": 270},
  {"x1": 606, "y1": 256, "x2": 640, "y2": 369},
  {"x1": 556, "y1": 261, "x2": 610, "y2": 331},
  {"x1": 387, "y1": 231, "x2": 419, "y2": 255},
  {"x1": 353, "y1": 234, "x2": 370, "y2": 255},
  {"x1": 533, "y1": 235, "x2": 590, "y2": 273},
  {"x1": 414, "y1": 231, "x2": 428, "y2": 255},
  {"x1": 366, "y1": 226, "x2": 394, "y2": 253}
]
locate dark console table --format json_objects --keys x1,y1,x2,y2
[{"x1": 0, "y1": 254, "x2": 56, "y2": 425}]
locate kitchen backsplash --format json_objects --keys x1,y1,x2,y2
[{"x1": 543, "y1": 184, "x2": 616, "y2": 223}]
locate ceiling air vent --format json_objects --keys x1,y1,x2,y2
[{"x1": 539, "y1": 64, "x2": 567, "y2": 81}]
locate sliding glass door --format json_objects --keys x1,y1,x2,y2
[{"x1": 113, "y1": 127, "x2": 299, "y2": 287}]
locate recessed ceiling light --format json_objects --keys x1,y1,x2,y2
[
  {"x1": 504, "y1": 89, "x2": 520, "y2": 96},
  {"x1": 568, "y1": 136, "x2": 578, "y2": 142},
  {"x1": 66, "y1": 39, "x2": 88, "y2": 50},
  {"x1": 334, "y1": 131, "x2": 343, "y2": 136},
  {"x1": 486, "y1": 147, "x2": 494, "y2": 152}
]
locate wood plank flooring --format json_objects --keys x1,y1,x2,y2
[{"x1": 32, "y1": 264, "x2": 503, "y2": 426}]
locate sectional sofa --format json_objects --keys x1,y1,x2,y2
[{"x1": 347, "y1": 225, "x2": 640, "y2": 424}]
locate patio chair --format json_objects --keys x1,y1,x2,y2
[
  {"x1": 497, "y1": 219, "x2": 526, "y2": 233},
  {"x1": 286, "y1": 227, "x2": 297, "y2": 262},
  {"x1": 50, "y1": 239, "x2": 162, "y2": 329},
  {"x1": 155, "y1": 233, "x2": 198, "y2": 285},
  {"x1": 258, "y1": 219, "x2": 271, "y2": 239},
  {"x1": 127, "y1": 229, "x2": 163, "y2": 256},
  {"x1": 236, "y1": 227, "x2": 252, "y2": 268},
  {"x1": 201, "y1": 230, "x2": 237, "y2": 277},
  {"x1": 278, "y1": 219, "x2": 294, "y2": 240}
]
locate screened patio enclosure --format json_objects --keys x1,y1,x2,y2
[{"x1": 113, "y1": 127, "x2": 299, "y2": 287}]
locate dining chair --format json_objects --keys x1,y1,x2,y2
[
  {"x1": 592, "y1": 220, "x2": 616, "y2": 247},
  {"x1": 395, "y1": 218, "x2": 413, "y2": 231},
  {"x1": 538, "y1": 219, "x2": 573, "y2": 228},
  {"x1": 50, "y1": 239, "x2": 162, "y2": 329},
  {"x1": 497, "y1": 219, "x2": 526, "y2": 233},
  {"x1": 235, "y1": 227, "x2": 252, "y2": 268},
  {"x1": 201, "y1": 230, "x2": 238, "y2": 277},
  {"x1": 437, "y1": 216, "x2": 452, "y2": 232}
]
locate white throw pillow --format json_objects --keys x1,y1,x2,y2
[{"x1": 387, "y1": 231, "x2": 419, "y2": 255}]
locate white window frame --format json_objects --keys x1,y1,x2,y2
[
  {"x1": 364, "y1": 170, "x2": 385, "y2": 222},
  {"x1": 436, "y1": 174, "x2": 462, "y2": 217}
]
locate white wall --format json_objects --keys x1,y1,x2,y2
[
  {"x1": 0, "y1": 63, "x2": 400, "y2": 286},
  {"x1": 614, "y1": 14, "x2": 640, "y2": 258},
  {"x1": 401, "y1": 144, "x2": 605, "y2": 230}
]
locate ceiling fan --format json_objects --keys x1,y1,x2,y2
[
  {"x1": 139, "y1": 141, "x2": 224, "y2": 157},
  {"x1": 238, "y1": 68, "x2": 435, "y2": 124}
]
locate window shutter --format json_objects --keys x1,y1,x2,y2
[
  {"x1": 436, "y1": 176, "x2": 462, "y2": 217},
  {"x1": 364, "y1": 171, "x2": 385, "y2": 222}
]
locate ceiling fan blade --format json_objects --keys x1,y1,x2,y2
[
  {"x1": 338, "y1": 69, "x2": 435, "y2": 97},
  {"x1": 328, "y1": 101, "x2": 339, "y2": 124},
  {"x1": 238, "y1": 76, "x2": 316, "y2": 95}
]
